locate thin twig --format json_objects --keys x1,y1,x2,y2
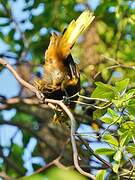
[
  {"x1": 101, "y1": 55, "x2": 120, "y2": 65},
  {"x1": 64, "y1": 92, "x2": 109, "y2": 102},
  {"x1": 94, "y1": 55, "x2": 135, "y2": 79},
  {"x1": 78, "y1": 94, "x2": 109, "y2": 102},
  {"x1": 71, "y1": 100, "x2": 112, "y2": 109},
  {"x1": 34, "y1": 156, "x2": 68, "y2": 175},
  {"x1": 77, "y1": 134, "x2": 112, "y2": 169}
]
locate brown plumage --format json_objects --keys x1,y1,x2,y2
[{"x1": 34, "y1": 10, "x2": 95, "y2": 100}]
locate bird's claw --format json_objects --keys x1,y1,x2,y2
[
  {"x1": 63, "y1": 96, "x2": 71, "y2": 105},
  {"x1": 36, "y1": 91, "x2": 45, "y2": 103}
]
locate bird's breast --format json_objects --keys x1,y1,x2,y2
[{"x1": 44, "y1": 59, "x2": 67, "y2": 86}]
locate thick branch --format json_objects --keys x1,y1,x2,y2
[{"x1": 0, "y1": 97, "x2": 49, "y2": 110}]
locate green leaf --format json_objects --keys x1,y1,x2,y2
[
  {"x1": 120, "y1": 132, "x2": 131, "y2": 147},
  {"x1": 93, "y1": 108, "x2": 107, "y2": 120},
  {"x1": 95, "y1": 148, "x2": 115, "y2": 155},
  {"x1": 12, "y1": 112, "x2": 36, "y2": 124},
  {"x1": 101, "y1": 68, "x2": 111, "y2": 81},
  {"x1": 113, "y1": 150, "x2": 122, "y2": 161},
  {"x1": 91, "y1": 82, "x2": 115, "y2": 100},
  {"x1": 21, "y1": 167, "x2": 87, "y2": 180},
  {"x1": 113, "y1": 162, "x2": 120, "y2": 173},
  {"x1": 9, "y1": 29, "x2": 15, "y2": 40},
  {"x1": 126, "y1": 145, "x2": 135, "y2": 155},
  {"x1": 127, "y1": 99, "x2": 135, "y2": 116},
  {"x1": 115, "y1": 78, "x2": 129, "y2": 95},
  {"x1": 112, "y1": 99, "x2": 123, "y2": 108},
  {"x1": 46, "y1": 167, "x2": 87, "y2": 180},
  {"x1": 126, "y1": 89, "x2": 135, "y2": 98},
  {"x1": 113, "y1": 89, "x2": 134, "y2": 108},
  {"x1": 96, "y1": 170, "x2": 106, "y2": 180},
  {"x1": 113, "y1": 88, "x2": 135, "y2": 108},
  {"x1": 121, "y1": 121, "x2": 135, "y2": 134},
  {"x1": 107, "y1": 108, "x2": 118, "y2": 117},
  {"x1": 103, "y1": 134, "x2": 119, "y2": 147},
  {"x1": 100, "y1": 117, "x2": 113, "y2": 124},
  {"x1": 101, "y1": 108, "x2": 120, "y2": 124},
  {"x1": 20, "y1": 174, "x2": 45, "y2": 180},
  {"x1": 107, "y1": 174, "x2": 119, "y2": 180},
  {"x1": 112, "y1": 89, "x2": 135, "y2": 109}
]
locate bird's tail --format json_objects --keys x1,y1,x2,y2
[{"x1": 58, "y1": 10, "x2": 95, "y2": 59}]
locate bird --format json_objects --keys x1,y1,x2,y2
[{"x1": 34, "y1": 10, "x2": 95, "y2": 100}]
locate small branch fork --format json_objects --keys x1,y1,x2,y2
[{"x1": 0, "y1": 58, "x2": 95, "y2": 179}]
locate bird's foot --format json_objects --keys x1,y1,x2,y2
[{"x1": 36, "y1": 91, "x2": 45, "y2": 103}]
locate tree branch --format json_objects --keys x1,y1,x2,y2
[
  {"x1": 0, "y1": 96, "x2": 49, "y2": 110},
  {"x1": 77, "y1": 134, "x2": 112, "y2": 169},
  {"x1": 34, "y1": 139, "x2": 70, "y2": 174},
  {"x1": 0, "y1": 58, "x2": 95, "y2": 179}
]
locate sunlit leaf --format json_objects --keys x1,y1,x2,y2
[
  {"x1": 115, "y1": 78, "x2": 129, "y2": 95},
  {"x1": 120, "y1": 132, "x2": 131, "y2": 147},
  {"x1": 103, "y1": 134, "x2": 118, "y2": 147},
  {"x1": 93, "y1": 108, "x2": 107, "y2": 120},
  {"x1": 127, "y1": 99, "x2": 135, "y2": 116},
  {"x1": 96, "y1": 170, "x2": 106, "y2": 180},
  {"x1": 113, "y1": 162, "x2": 120, "y2": 173},
  {"x1": 126, "y1": 144, "x2": 135, "y2": 155},
  {"x1": 95, "y1": 148, "x2": 115, "y2": 155},
  {"x1": 91, "y1": 82, "x2": 115, "y2": 100},
  {"x1": 113, "y1": 150, "x2": 122, "y2": 161},
  {"x1": 100, "y1": 117, "x2": 113, "y2": 124},
  {"x1": 107, "y1": 108, "x2": 118, "y2": 117}
]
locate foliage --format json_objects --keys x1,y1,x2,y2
[
  {"x1": 21, "y1": 167, "x2": 87, "y2": 180},
  {"x1": 92, "y1": 78, "x2": 135, "y2": 175}
]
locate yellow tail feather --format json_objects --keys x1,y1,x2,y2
[{"x1": 59, "y1": 10, "x2": 95, "y2": 58}]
